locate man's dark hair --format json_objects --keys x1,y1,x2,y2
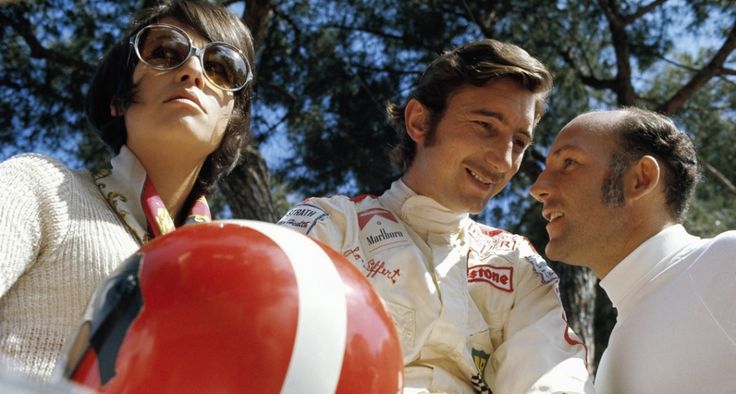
[
  {"x1": 85, "y1": 0, "x2": 255, "y2": 200},
  {"x1": 386, "y1": 39, "x2": 553, "y2": 172},
  {"x1": 602, "y1": 107, "x2": 701, "y2": 221}
]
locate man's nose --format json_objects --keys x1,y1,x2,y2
[
  {"x1": 529, "y1": 170, "x2": 551, "y2": 203},
  {"x1": 484, "y1": 139, "x2": 514, "y2": 173}
]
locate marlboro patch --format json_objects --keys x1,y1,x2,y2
[{"x1": 357, "y1": 207, "x2": 410, "y2": 253}]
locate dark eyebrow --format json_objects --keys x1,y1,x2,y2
[
  {"x1": 470, "y1": 109, "x2": 534, "y2": 142},
  {"x1": 470, "y1": 109, "x2": 506, "y2": 123}
]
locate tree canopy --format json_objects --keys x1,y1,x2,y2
[{"x1": 2, "y1": 0, "x2": 734, "y2": 371}]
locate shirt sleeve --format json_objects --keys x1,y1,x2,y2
[
  {"x1": 491, "y1": 237, "x2": 595, "y2": 393},
  {"x1": 689, "y1": 231, "x2": 736, "y2": 349},
  {"x1": 0, "y1": 155, "x2": 60, "y2": 298}
]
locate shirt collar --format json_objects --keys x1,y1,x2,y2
[
  {"x1": 93, "y1": 145, "x2": 149, "y2": 244},
  {"x1": 600, "y1": 224, "x2": 699, "y2": 311},
  {"x1": 379, "y1": 179, "x2": 469, "y2": 242}
]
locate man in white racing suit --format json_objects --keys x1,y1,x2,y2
[{"x1": 279, "y1": 39, "x2": 593, "y2": 393}]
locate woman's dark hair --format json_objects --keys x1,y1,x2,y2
[
  {"x1": 86, "y1": 0, "x2": 255, "y2": 199},
  {"x1": 386, "y1": 39, "x2": 552, "y2": 172}
]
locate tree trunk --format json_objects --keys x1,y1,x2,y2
[
  {"x1": 220, "y1": 144, "x2": 278, "y2": 222},
  {"x1": 550, "y1": 262, "x2": 599, "y2": 374},
  {"x1": 217, "y1": 0, "x2": 278, "y2": 223}
]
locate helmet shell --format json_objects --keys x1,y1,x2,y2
[{"x1": 64, "y1": 220, "x2": 403, "y2": 393}]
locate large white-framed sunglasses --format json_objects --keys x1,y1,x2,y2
[{"x1": 129, "y1": 23, "x2": 252, "y2": 91}]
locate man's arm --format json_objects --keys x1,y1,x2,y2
[
  {"x1": 277, "y1": 198, "x2": 347, "y2": 253},
  {"x1": 490, "y1": 237, "x2": 594, "y2": 393}
]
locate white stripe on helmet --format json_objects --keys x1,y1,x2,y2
[{"x1": 223, "y1": 220, "x2": 347, "y2": 393}]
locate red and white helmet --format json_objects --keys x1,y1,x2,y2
[{"x1": 62, "y1": 220, "x2": 403, "y2": 393}]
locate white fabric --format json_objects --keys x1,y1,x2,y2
[
  {"x1": 279, "y1": 180, "x2": 593, "y2": 393},
  {"x1": 0, "y1": 151, "x2": 144, "y2": 380},
  {"x1": 596, "y1": 224, "x2": 736, "y2": 393},
  {"x1": 98, "y1": 146, "x2": 149, "y2": 243}
]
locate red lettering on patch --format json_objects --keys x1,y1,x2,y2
[
  {"x1": 363, "y1": 259, "x2": 401, "y2": 284},
  {"x1": 343, "y1": 247, "x2": 400, "y2": 285},
  {"x1": 343, "y1": 246, "x2": 363, "y2": 262},
  {"x1": 468, "y1": 265, "x2": 514, "y2": 292},
  {"x1": 481, "y1": 228, "x2": 505, "y2": 237},
  {"x1": 357, "y1": 208, "x2": 398, "y2": 230}
]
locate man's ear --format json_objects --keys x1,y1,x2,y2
[
  {"x1": 627, "y1": 155, "x2": 661, "y2": 201},
  {"x1": 110, "y1": 103, "x2": 120, "y2": 117},
  {"x1": 404, "y1": 98, "x2": 431, "y2": 144}
]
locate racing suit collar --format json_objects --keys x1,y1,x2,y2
[{"x1": 379, "y1": 179, "x2": 469, "y2": 243}]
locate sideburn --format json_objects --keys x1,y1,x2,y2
[{"x1": 601, "y1": 153, "x2": 630, "y2": 207}]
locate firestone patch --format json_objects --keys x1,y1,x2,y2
[{"x1": 468, "y1": 264, "x2": 514, "y2": 292}]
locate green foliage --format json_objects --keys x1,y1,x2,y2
[
  {"x1": 0, "y1": 0, "x2": 136, "y2": 166},
  {"x1": 256, "y1": 0, "x2": 735, "y2": 236},
  {"x1": 1, "y1": 0, "x2": 734, "y2": 372},
  {"x1": 3, "y1": 1, "x2": 733, "y2": 222}
]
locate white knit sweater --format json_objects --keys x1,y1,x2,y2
[{"x1": 0, "y1": 153, "x2": 141, "y2": 380}]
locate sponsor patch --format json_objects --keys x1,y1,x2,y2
[
  {"x1": 524, "y1": 255, "x2": 558, "y2": 284},
  {"x1": 468, "y1": 224, "x2": 518, "y2": 258},
  {"x1": 343, "y1": 246, "x2": 401, "y2": 285},
  {"x1": 472, "y1": 348, "x2": 490, "y2": 376},
  {"x1": 343, "y1": 246, "x2": 363, "y2": 262},
  {"x1": 357, "y1": 207, "x2": 409, "y2": 253},
  {"x1": 484, "y1": 233, "x2": 517, "y2": 253},
  {"x1": 471, "y1": 348, "x2": 492, "y2": 394},
  {"x1": 364, "y1": 259, "x2": 401, "y2": 284},
  {"x1": 277, "y1": 203, "x2": 328, "y2": 234},
  {"x1": 468, "y1": 264, "x2": 514, "y2": 292},
  {"x1": 357, "y1": 207, "x2": 398, "y2": 229}
]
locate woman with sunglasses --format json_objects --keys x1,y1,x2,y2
[{"x1": 0, "y1": 0, "x2": 254, "y2": 380}]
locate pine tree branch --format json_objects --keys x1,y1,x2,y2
[
  {"x1": 270, "y1": 4, "x2": 303, "y2": 47},
  {"x1": 461, "y1": 0, "x2": 494, "y2": 38},
  {"x1": 622, "y1": 0, "x2": 668, "y2": 25},
  {"x1": 598, "y1": 0, "x2": 638, "y2": 105},
  {"x1": 657, "y1": 20, "x2": 736, "y2": 114},
  {"x1": 324, "y1": 23, "x2": 405, "y2": 41},
  {"x1": 0, "y1": 6, "x2": 94, "y2": 73},
  {"x1": 558, "y1": 47, "x2": 617, "y2": 90},
  {"x1": 347, "y1": 63, "x2": 422, "y2": 76},
  {"x1": 699, "y1": 155, "x2": 736, "y2": 196}
]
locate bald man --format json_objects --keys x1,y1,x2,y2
[{"x1": 530, "y1": 107, "x2": 736, "y2": 393}]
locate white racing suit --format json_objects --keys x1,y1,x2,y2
[{"x1": 279, "y1": 180, "x2": 593, "y2": 393}]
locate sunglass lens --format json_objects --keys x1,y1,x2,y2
[
  {"x1": 138, "y1": 27, "x2": 189, "y2": 69},
  {"x1": 203, "y1": 45, "x2": 248, "y2": 90}
]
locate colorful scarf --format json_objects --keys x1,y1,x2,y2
[
  {"x1": 141, "y1": 176, "x2": 211, "y2": 239},
  {"x1": 94, "y1": 146, "x2": 211, "y2": 244}
]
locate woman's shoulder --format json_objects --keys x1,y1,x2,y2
[
  {"x1": 2, "y1": 153, "x2": 70, "y2": 175},
  {"x1": 0, "y1": 153, "x2": 97, "y2": 201}
]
